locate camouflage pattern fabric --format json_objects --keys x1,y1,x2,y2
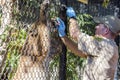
[{"x1": 78, "y1": 33, "x2": 119, "y2": 80}]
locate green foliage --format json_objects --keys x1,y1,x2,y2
[
  {"x1": 94, "y1": 36, "x2": 103, "y2": 41},
  {"x1": 7, "y1": 29, "x2": 27, "y2": 79},
  {"x1": 0, "y1": 26, "x2": 10, "y2": 43},
  {"x1": 48, "y1": 10, "x2": 95, "y2": 79},
  {"x1": 1, "y1": 0, "x2": 96, "y2": 79},
  {"x1": 77, "y1": 14, "x2": 96, "y2": 36},
  {"x1": 66, "y1": 52, "x2": 85, "y2": 80},
  {"x1": 12, "y1": 0, "x2": 42, "y2": 24},
  {"x1": 0, "y1": 28, "x2": 27, "y2": 80},
  {"x1": 65, "y1": 14, "x2": 96, "y2": 80},
  {"x1": 102, "y1": 0, "x2": 110, "y2": 8},
  {"x1": 0, "y1": 13, "x2": 2, "y2": 26}
]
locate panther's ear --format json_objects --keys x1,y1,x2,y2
[{"x1": 40, "y1": 0, "x2": 51, "y2": 23}]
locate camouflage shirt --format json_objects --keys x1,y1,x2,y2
[{"x1": 78, "y1": 33, "x2": 119, "y2": 80}]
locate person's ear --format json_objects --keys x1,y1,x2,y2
[{"x1": 103, "y1": 27, "x2": 109, "y2": 35}]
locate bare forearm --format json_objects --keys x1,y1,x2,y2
[
  {"x1": 69, "y1": 18, "x2": 80, "y2": 42},
  {"x1": 61, "y1": 36, "x2": 87, "y2": 58}
]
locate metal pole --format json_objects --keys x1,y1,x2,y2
[{"x1": 59, "y1": 0, "x2": 67, "y2": 80}]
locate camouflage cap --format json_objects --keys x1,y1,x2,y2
[{"x1": 94, "y1": 15, "x2": 120, "y2": 34}]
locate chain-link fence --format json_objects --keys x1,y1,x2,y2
[
  {"x1": 67, "y1": 0, "x2": 120, "y2": 80},
  {"x1": 0, "y1": 0, "x2": 120, "y2": 80},
  {"x1": 68, "y1": 0, "x2": 120, "y2": 79},
  {"x1": 0, "y1": 0, "x2": 62, "y2": 80}
]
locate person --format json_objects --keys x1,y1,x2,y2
[{"x1": 56, "y1": 7, "x2": 120, "y2": 80}]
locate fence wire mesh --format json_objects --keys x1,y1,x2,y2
[
  {"x1": 0, "y1": 0, "x2": 61, "y2": 80},
  {"x1": 0, "y1": 0, "x2": 120, "y2": 80}
]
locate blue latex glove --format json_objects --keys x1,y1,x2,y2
[
  {"x1": 56, "y1": 18, "x2": 66, "y2": 37},
  {"x1": 66, "y1": 7, "x2": 76, "y2": 18}
]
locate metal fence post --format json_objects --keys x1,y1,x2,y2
[{"x1": 59, "y1": 0, "x2": 67, "y2": 80}]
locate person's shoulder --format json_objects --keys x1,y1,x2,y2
[
  {"x1": 93, "y1": 35, "x2": 104, "y2": 42},
  {"x1": 78, "y1": 33, "x2": 94, "y2": 45}
]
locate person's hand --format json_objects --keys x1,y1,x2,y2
[
  {"x1": 66, "y1": 7, "x2": 76, "y2": 18},
  {"x1": 56, "y1": 18, "x2": 66, "y2": 37}
]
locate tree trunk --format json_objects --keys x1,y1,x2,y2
[
  {"x1": 12, "y1": 0, "x2": 62, "y2": 80},
  {"x1": 0, "y1": 0, "x2": 13, "y2": 35},
  {"x1": 0, "y1": 0, "x2": 14, "y2": 77}
]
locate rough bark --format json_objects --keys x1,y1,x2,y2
[
  {"x1": 0, "y1": 0, "x2": 14, "y2": 35},
  {"x1": 12, "y1": 0, "x2": 62, "y2": 80},
  {"x1": 0, "y1": 0, "x2": 14, "y2": 77}
]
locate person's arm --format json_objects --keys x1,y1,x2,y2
[
  {"x1": 69, "y1": 18, "x2": 80, "y2": 42},
  {"x1": 58, "y1": 7, "x2": 99, "y2": 57},
  {"x1": 56, "y1": 17, "x2": 87, "y2": 58},
  {"x1": 61, "y1": 36, "x2": 87, "y2": 58},
  {"x1": 66, "y1": 7, "x2": 81, "y2": 42}
]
